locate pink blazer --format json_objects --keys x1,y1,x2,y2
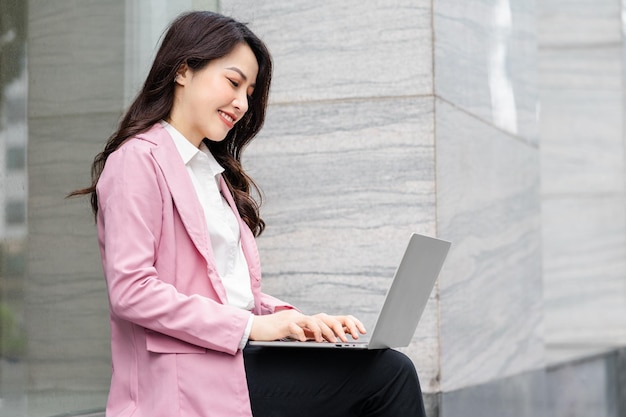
[{"x1": 96, "y1": 123, "x2": 291, "y2": 417}]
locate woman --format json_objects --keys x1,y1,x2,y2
[{"x1": 71, "y1": 11, "x2": 427, "y2": 417}]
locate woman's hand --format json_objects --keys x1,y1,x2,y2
[
  {"x1": 309, "y1": 313, "x2": 367, "y2": 342},
  {"x1": 249, "y1": 310, "x2": 367, "y2": 343}
]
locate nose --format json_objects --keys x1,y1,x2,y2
[{"x1": 233, "y1": 90, "x2": 249, "y2": 115}]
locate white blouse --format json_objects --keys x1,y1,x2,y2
[{"x1": 161, "y1": 121, "x2": 255, "y2": 312}]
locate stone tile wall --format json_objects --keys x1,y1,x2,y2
[
  {"x1": 222, "y1": 0, "x2": 443, "y2": 391},
  {"x1": 433, "y1": 0, "x2": 544, "y2": 397},
  {"x1": 539, "y1": 0, "x2": 626, "y2": 348}
]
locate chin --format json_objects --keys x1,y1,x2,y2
[{"x1": 205, "y1": 136, "x2": 228, "y2": 143}]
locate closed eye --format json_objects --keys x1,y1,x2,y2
[{"x1": 228, "y1": 78, "x2": 239, "y2": 87}]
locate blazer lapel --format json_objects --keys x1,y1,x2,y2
[{"x1": 146, "y1": 124, "x2": 229, "y2": 303}]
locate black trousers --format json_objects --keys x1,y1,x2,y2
[{"x1": 243, "y1": 345, "x2": 427, "y2": 417}]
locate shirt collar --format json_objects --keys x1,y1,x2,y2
[
  {"x1": 161, "y1": 120, "x2": 225, "y2": 176},
  {"x1": 198, "y1": 141, "x2": 225, "y2": 177}
]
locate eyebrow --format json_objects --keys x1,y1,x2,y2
[{"x1": 226, "y1": 67, "x2": 256, "y2": 88}]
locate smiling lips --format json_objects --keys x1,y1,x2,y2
[{"x1": 218, "y1": 110, "x2": 236, "y2": 128}]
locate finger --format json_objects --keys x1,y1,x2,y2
[
  {"x1": 313, "y1": 313, "x2": 344, "y2": 342},
  {"x1": 342, "y1": 315, "x2": 367, "y2": 339},
  {"x1": 326, "y1": 317, "x2": 349, "y2": 342},
  {"x1": 301, "y1": 317, "x2": 323, "y2": 342},
  {"x1": 287, "y1": 322, "x2": 307, "y2": 342},
  {"x1": 316, "y1": 318, "x2": 338, "y2": 343},
  {"x1": 352, "y1": 316, "x2": 367, "y2": 334},
  {"x1": 316, "y1": 313, "x2": 350, "y2": 340}
]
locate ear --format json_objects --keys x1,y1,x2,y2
[{"x1": 174, "y1": 62, "x2": 191, "y2": 86}]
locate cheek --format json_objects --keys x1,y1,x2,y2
[
  {"x1": 210, "y1": 80, "x2": 233, "y2": 101},
  {"x1": 189, "y1": 79, "x2": 215, "y2": 103}
]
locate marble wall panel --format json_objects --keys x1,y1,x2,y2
[
  {"x1": 244, "y1": 96, "x2": 441, "y2": 389},
  {"x1": 538, "y1": 0, "x2": 626, "y2": 356},
  {"x1": 434, "y1": 0, "x2": 538, "y2": 144},
  {"x1": 539, "y1": 46, "x2": 624, "y2": 195},
  {"x1": 28, "y1": 0, "x2": 125, "y2": 118},
  {"x1": 220, "y1": 0, "x2": 433, "y2": 103},
  {"x1": 435, "y1": 99, "x2": 544, "y2": 391},
  {"x1": 542, "y1": 197, "x2": 626, "y2": 346},
  {"x1": 539, "y1": 0, "x2": 622, "y2": 47},
  {"x1": 540, "y1": 90, "x2": 623, "y2": 194},
  {"x1": 539, "y1": 46, "x2": 623, "y2": 91}
]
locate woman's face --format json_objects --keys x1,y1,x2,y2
[{"x1": 170, "y1": 42, "x2": 259, "y2": 147}]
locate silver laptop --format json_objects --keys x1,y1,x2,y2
[{"x1": 248, "y1": 232, "x2": 451, "y2": 349}]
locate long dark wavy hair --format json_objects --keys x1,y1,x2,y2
[{"x1": 69, "y1": 11, "x2": 272, "y2": 236}]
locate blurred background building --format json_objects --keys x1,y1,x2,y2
[{"x1": 0, "y1": 0, "x2": 625, "y2": 416}]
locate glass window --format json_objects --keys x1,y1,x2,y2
[
  {"x1": 4, "y1": 201, "x2": 25, "y2": 225},
  {"x1": 6, "y1": 146, "x2": 25, "y2": 171}
]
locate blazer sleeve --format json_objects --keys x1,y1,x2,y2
[
  {"x1": 257, "y1": 293, "x2": 297, "y2": 315},
  {"x1": 97, "y1": 142, "x2": 250, "y2": 356}
]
